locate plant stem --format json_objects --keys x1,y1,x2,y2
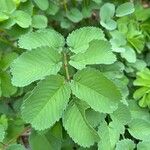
[
  {"x1": 63, "y1": 0, "x2": 68, "y2": 12},
  {"x1": 63, "y1": 52, "x2": 70, "y2": 81}
]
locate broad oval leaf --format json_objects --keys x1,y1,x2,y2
[
  {"x1": 116, "y1": 2, "x2": 135, "y2": 17},
  {"x1": 71, "y1": 68, "x2": 122, "y2": 113},
  {"x1": 21, "y1": 75, "x2": 71, "y2": 130},
  {"x1": 69, "y1": 40, "x2": 116, "y2": 69},
  {"x1": 67, "y1": 27, "x2": 105, "y2": 54},
  {"x1": 11, "y1": 46, "x2": 62, "y2": 87},
  {"x1": 18, "y1": 29, "x2": 65, "y2": 51},
  {"x1": 33, "y1": 0, "x2": 49, "y2": 10},
  {"x1": 11, "y1": 10, "x2": 31, "y2": 28},
  {"x1": 63, "y1": 99, "x2": 99, "y2": 147}
]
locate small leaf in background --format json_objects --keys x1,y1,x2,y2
[
  {"x1": 6, "y1": 144, "x2": 25, "y2": 150},
  {"x1": 121, "y1": 46, "x2": 136, "y2": 63},
  {"x1": 0, "y1": 124, "x2": 5, "y2": 142},
  {"x1": 46, "y1": 1, "x2": 59, "y2": 15},
  {"x1": 116, "y1": 2, "x2": 135, "y2": 17},
  {"x1": 0, "y1": 0, "x2": 16, "y2": 14},
  {"x1": 0, "y1": 72, "x2": 17, "y2": 97},
  {"x1": 63, "y1": 99, "x2": 99, "y2": 147},
  {"x1": 0, "y1": 12, "x2": 9, "y2": 22},
  {"x1": 33, "y1": 0, "x2": 49, "y2": 10},
  {"x1": 11, "y1": 10, "x2": 31, "y2": 28},
  {"x1": 115, "y1": 139, "x2": 135, "y2": 150},
  {"x1": 100, "y1": 3, "x2": 117, "y2": 30},
  {"x1": 32, "y1": 15, "x2": 47, "y2": 29},
  {"x1": 66, "y1": 8, "x2": 83, "y2": 23}
]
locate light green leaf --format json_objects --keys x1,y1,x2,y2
[
  {"x1": 11, "y1": 46, "x2": 62, "y2": 87},
  {"x1": 29, "y1": 130, "x2": 52, "y2": 150},
  {"x1": 0, "y1": 0, "x2": 16, "y2": 14},
  {"x1": 115, "y1": 139, "x2": 135, "y2": 150},
  {"x1": 121, "y1": 46, "x2": 136, "y2": 63},
  {"x1": 71, "y1": 68, "x2": 122, "y2": 113},
  {"x1": 137, "y1": 141, "x2": 150, "y2": 150},
  {"x1": 110, "y1": 103, "x2": 131, "y2": 125},
  {"x1": 0, "y1": 72, "x2": 17, "y2": 97},
  {"x1": 69, "y1": 40, "x2": 116, "y2": 69},
  {"x1": 6, "y1": 144, "x2": 25, "y2": 150},
  {"x1": 100, "y1": 19, "x2": 117, "y2": 30},
  {"x1": 46, "y1": 2, "x2": 59, "y2": 15},
  {"x1": 11, "y1": 10, "x2": 31, "y2": 28},
  {"x1": 21, "y1": 75, "x2": 71, "y2": 130},
  {"x1": 100, "y1": 3, "x2": 115, "y2": 21},
  {"x1": 116, "y1": 2, "x2": 135, "y2": 17},
  {"x1": 32, "y1": 15, "x2": 47, "y2": 29},
  {"x1": 128, "y1": 119, "x2": 150, "y2": 141},
  {"x1": 66, "y1": 8, "x2": 83, "y2": 23},
  {"x1": 63, "y1": 99, "x2": 99, "y2": 147},
  {"x1": 67, "y1": 27, "x2": 105, "y2": 54},
  {"x1": 18, "y1": 29, "x2": 65, "y2": 50},
  {"x1": 98, "y1": 121, "x2": 120, "y2": 150},
  {"x1": 0, "y1": 124, "x2": 5, "y2": 142},
  {"x1": 0, "y1": 12, "x2": 9, "y2": 22},
  {"x1": 33, "y1": 0, "x2": 49, "y2": 10},
  {"x1": 100, "y1": 3, "x2": 116, "y2": 30}
]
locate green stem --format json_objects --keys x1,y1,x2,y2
[
  {"x1": 63, "y1": 52, "x2": 70, "y2": 81},
  {"x1": 63, "y1": 0, "x2": 68, "y2": 12}
]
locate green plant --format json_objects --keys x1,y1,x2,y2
[{"x1": 0, "y1": 0, "x2": 150, "y2": 150}]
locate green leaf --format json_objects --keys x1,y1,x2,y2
[
  {"x1": 21, "y1": 75, "x2": 71, "y2": 130},
  {"x1": 11, "y1": 10, "x2": 31, "y2": 28},
  {"x1": 0, "y1": 72, "x2": 17, "y2": 97},
  {"x1": 0, "y1": 12, "x2": 9, "y2": 22},
  {"x1": 33, "y1": 0, "x2": 49, "y2": 10},
  {"x1": 46, "y1": 2, "x2": 59, "y2": 15},
  {"x1": 115, "y1": 139, "x2": 135, "y2": 150},
  {"x1": 137, "y1": 141, "x2": 150, "y2": 150},
  {"x1": 121, "y1": 46, "x2": 136, "y2": 63},
  {"x1": 6, "y1": 144, "x2": 25, "y2": 150},
  {"x1": 0, "y1": 52, "x2": 18, "y2": 71},
  {"x1": 100, "y1": 3, "x2": 115, "y2": 21},
  {"x1": 69, "y1": 40, "x2": 116, "y2": 69},
  {"x1": 0, "y1": 0, "x2": 16, "y2": 14},
  {"x1": 128, "y1": 119, "x2": 150, "y2": 140},
  {"x1": 99, "y1": 3, "x2": 117, "y2": 30},
  {"x1": 67, "y1": 27, "x2": 105, "y2": 54},
  {"x1": 66, "y1": 8, "x2": 83, "y2": 23},
  {"x1": 116, "y1": 2, "x2": 135, "y2": 17},
  {"x1": 11, "y1": 46, "x2": 62, "y2": 87},
  {"x1": 110, "y1": 103, "x2": 131, "y2": 126},
  {"x1": 0, "y1": 124, "x2": 5, "y2": 142},
  {"x1": 18, "y1": 29, "x2": 65, "y2": 50},
  {"x1": 32, "y1": 15, "x2": 47, "y2": 29},
  {"x1": 98, "y1": 121, "x2": 120, "y2": 150},
  {"x1": 29, "y1": 130, "x2": 52, "y2": 150},
  {"x1": 100, "y1": 19, "x2": 117, "y2": 31},
  {"x1": 63, "y1": 99, "x2": 99, "y2": 147},
  {"x1": 71, "y1": 68, "x2": 122, "y2": 113}
]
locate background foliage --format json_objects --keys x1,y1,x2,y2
[{"x1": 0, "y1": 0, "x2": 150, "y2": 150}]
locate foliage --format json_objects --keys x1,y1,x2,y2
[{"x1": 0, "y1": 0, "x2": 150, "y2": 149}]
